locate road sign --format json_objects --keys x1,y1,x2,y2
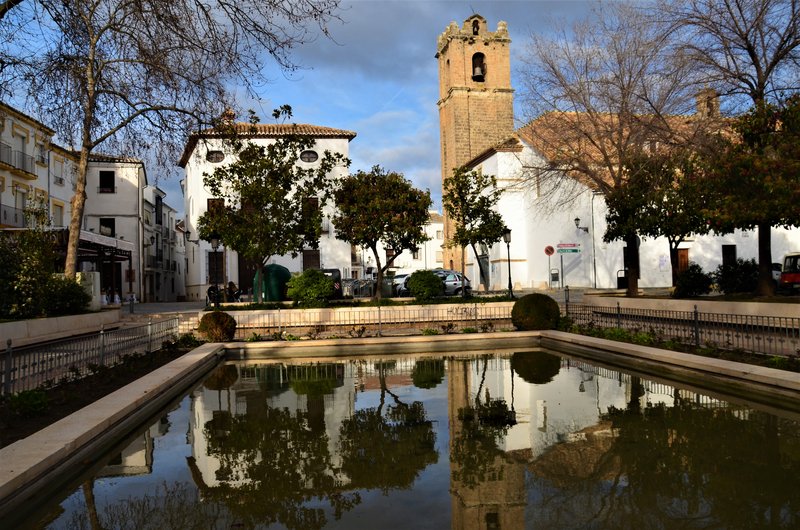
[
  {"x1": 557, "y1": 243, "x2": 580, "y2": 248},
  {"x1": 544, "y1": 245, "x2": 555, "y2": 256},
  {"x1": 557, "y1": 248, "x2": 581, "y2": 254}
]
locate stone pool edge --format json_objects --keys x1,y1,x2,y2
[
  {"x1": 4, "y1": 330, "x2": 800, "y2": 521},
  {"x1": 541, "y1": 330, "x2": 800, "y2": 406},
  {"x1": 0, "y1": 342, "x2": 224, "y2": 521}
]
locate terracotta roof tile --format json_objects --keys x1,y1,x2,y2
[{"x1": 178, "y1": 122, "x2": 357, "y2": 167}]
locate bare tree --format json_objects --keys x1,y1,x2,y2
[
  {"x1": 660, "y1": 0, "x2": 800, "y2": 295},
  {"x1": 517, "y1": 1, "x2": 702, "y2": 296},
  {"x1": 2, "y1": 0, "x2": 341, "y2": 276}
]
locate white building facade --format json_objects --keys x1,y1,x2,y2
[
  {"x1": 180, "y1": 123, "x2": 356, "y2": 301},
  {"x1": 0, "y1": 102, "x2": 75, "y2": 230},
  {"x1": 463, "y1": 135, "x2": 800, "y2": 291}
]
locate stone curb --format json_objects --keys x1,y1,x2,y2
[{"x1": 0, "y1": 343, "x2": 224, "y2": 521}]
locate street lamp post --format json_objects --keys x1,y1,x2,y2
[
  {"x1": 503, "y1": 229, "x2": 513, "y2": 299},
  {"x1": 210, "y1": 236, "x2": 220, "y2": 308}
]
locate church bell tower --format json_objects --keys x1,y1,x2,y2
[{"x1": 436, "y1": 15, "x2": 515, "y2": 271}]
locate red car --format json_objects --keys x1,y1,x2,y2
[{"x1": 779, "y1": 253, "x2": 800, "y2": 293}]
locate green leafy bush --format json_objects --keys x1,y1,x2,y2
[
  {"x1": 511, "y1": 293, "x2": 560, "y2": 330},
  {"x1": 7, "y1": 389, "x2": 49, "y2": 417},
  {"x1": 673, "y1": 262, "x2": 713, "y2": 298},
  {"x1": 197, "y1": 311, "x2": 237, "y2": 342},
  {"x1": 713, "y1": 258, "x2": 758, "y2": 294},
  {"x1": 407, "y1": 270, "x2": 443, "y2": 302},
  {"x1": 46, "y1": 275, "x2": 91, "y2": 316},
  {"x1": 286, "y1": 269, "x2": 334, "y2": 307}
]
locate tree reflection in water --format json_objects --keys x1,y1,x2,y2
[
  {"x1": 527, "y1": 377, "x2": 800, "y2": 529},
  {"x1": 339, "y1": 359, "x2": 438, "y2": 493},
  {"x1": 194, "y1": 360, "x2": 436, "y2": 529}
]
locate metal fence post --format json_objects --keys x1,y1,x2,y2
[
  {"x1": 694, "y1": 305, "x2": 700, "y2": 348},
  {"x1": 565, "y1": 286, "x2": 570, "y2": 317},
  {"x1": 99, "y1": 325, "x2": 106, "y2": 366},
  {"x1": 129, "y1": 296, "x2": 134, "y2": 314},
  {"x1": 278, "y1": 307, "x2": 282, "y2": 334},
  {"x1": 616, "y1": 302, "x2": 621, "y2": 328},
  {"x1": 4, "y1": 339, "x2": 12, "y2": 396},
  {"x1": 147, "y1": 318, "x2": 153, "y2": 354},
  {"x1": 378, "y1": 305, "x2": 382, "y2": 337}
]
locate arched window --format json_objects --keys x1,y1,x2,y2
[
  {"x1": 472, "y1": 53, "x2": 486, "y2": 82},
  {"x1": 472, "y1": 19, "x2": 480, "y2": 35}
]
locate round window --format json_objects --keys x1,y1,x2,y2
[
  {"x1": 300, "y1": 150, "x2": 319, "y2": 163},
  {"x1": 206, "y1": 150, "x2": 224, "y2": 163}
]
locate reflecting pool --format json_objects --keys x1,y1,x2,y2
[{"x1": 32, "y1": 350, "x2": 800, "y2": 529}]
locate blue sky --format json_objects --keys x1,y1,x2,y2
[{"x1": 154, "y1": 1, "x2": 598, "y2": 215}]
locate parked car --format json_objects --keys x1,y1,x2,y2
[
  {"x1": 441, "y1": 272, "x2": 472, "y2": 296},
  {"x1": 779, "y1": 253, "x2": 800, "y2": 293},
  {"x1": 392, "y1": 274, "x2": 409, "y2": 296}
]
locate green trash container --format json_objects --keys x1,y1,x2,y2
[{"x1": 254, "y1": 264, "x2": 291, "y2": 302}]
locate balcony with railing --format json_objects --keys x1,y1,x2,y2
[
  {"x1": 0, "y1": 142, "x2": 37, "y2": 179},
  {"x1": 0, "y1": 204, "x2": 26, "y2": 228}
]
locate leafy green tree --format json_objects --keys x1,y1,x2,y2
[
  {"x1": 442, "y1": 167, "x2": 508, "y2": 292},
  {"x1": 198, "y1": 121, "x2": 348, "y2": 297},
  {"x1": 702, "y1": 96, "x2": 800, "y2": 295},
  {"x1": 332, "y1": 166, "x2": 432, "y2": 300},
  {"x1": 605, "y1": 148, "x2": 709, "y2": 286}
]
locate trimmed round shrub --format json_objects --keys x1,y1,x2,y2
[
  {"x1": 197, "y1": 311, "x2": 237, "y2": 342},
  {"x1": 412, "y1": 359, "x2": 445, "y2": 389},
  {"x1": 511, "y1": 351, "x2": 562, "y2": 384},
  {"x1": 286, "y1": 269, "x2": 334, "y2": 307},
  {"x1": 511, "y1": 293, "x2": 560, "y2": 330},
  {"x1": 407, "y1": 270, "x2": 444, "y2": 302},
  {"x1": 203, "y1": 364, "x2": 239, "y2": 390},
  {"x1": 673, "y1": 262, "x2": 713, "y2": 298},
  {"x1": 713, "y1": 258, "x2": 758, "y2": 294}
]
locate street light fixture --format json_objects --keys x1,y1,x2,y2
[
  {"x1": 502, "y1": 228, "x2": 513, "y2": 299},
  {"x1": 210, "y1": 236, "x2": 220, "y2": 308},
  {"x1": 574, "y1": 217, "x2": 589, "y2": 233}
]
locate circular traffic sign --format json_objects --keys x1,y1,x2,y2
[{"x1": 544, "y1": 245, "x2": 555, "y2": 256}]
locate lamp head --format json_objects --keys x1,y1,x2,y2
[{"x1": 502, "y1": 228, "x2": 511, "y2": 244}]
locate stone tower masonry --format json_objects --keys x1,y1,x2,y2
[{"x1": 436, "y1": 15, "x2": 515, "y2": 271}]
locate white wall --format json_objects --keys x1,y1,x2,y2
[
  {"x1": 182, "y1": 135, "x2": 353, "y2": 301},
  {"x1": 472, "y1": 141, "x2": 800, "y2": 290}
]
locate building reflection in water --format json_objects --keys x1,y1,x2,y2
[{"x1": 62, "y1": 351, "x2": 800, "y2": 529}]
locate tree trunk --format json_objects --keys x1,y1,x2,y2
[
  {"x1": 669, "y1": 241, "x2": 680, "y2": 287},
  {"x1": 756, "y1": 222, "x2": 775, "y2": 296},
  {"x1": 625, "y1": 232, "x2": 640, "y2": 297},
  {"x1": 372, "y1": 246, "x2": 383, "y2": 301},
  {"x1": 64, "y1": 148, "x2": 90, "y2": 278},
  {"x1": 471, "y1": 243, "x2": 489, "y2": 292}
]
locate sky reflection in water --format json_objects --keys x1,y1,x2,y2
[{"x1": 41, "y1": 351, "x2": 800, "y2": 529}]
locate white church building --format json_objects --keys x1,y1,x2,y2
[{"x1": 436, "y1": 15, "x2": 800, "y2": 293}]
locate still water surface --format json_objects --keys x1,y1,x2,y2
[{"x1": 37, "y1": 350, "x2": 800, "y2": 529}]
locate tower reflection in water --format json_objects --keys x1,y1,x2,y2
[{"x1": 45, "y1": 352, "x2": 800, "y2": 529}]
